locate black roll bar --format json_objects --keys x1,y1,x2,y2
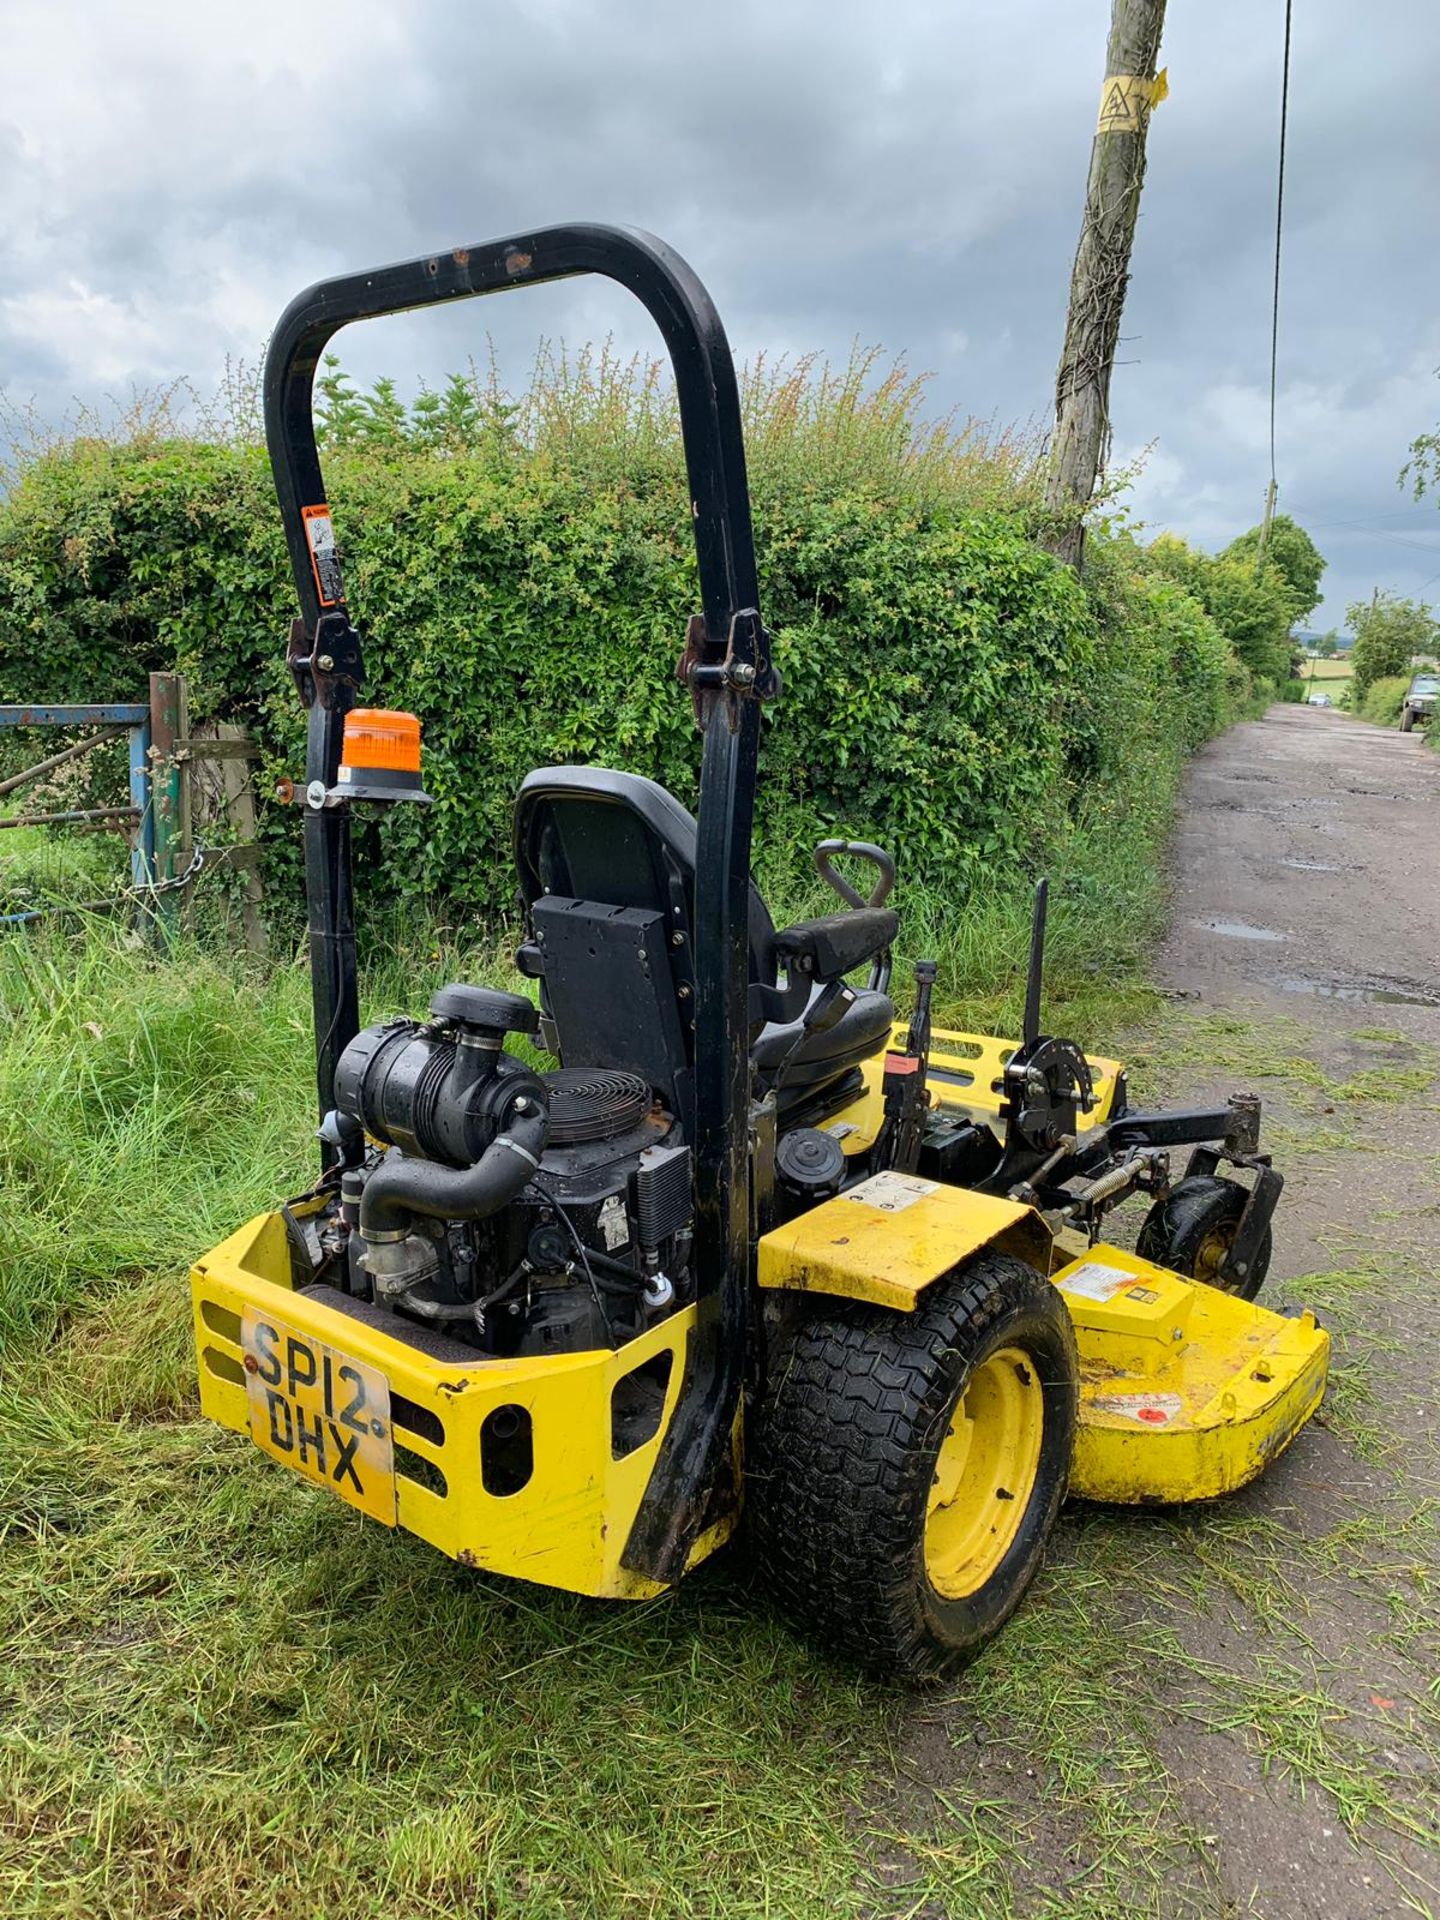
[{"x1": 262, "y1": 224, "x2": 769, "y2": 1583}]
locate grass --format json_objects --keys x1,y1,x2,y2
[
  {"x1": 1121, "y1": 1006, "x2": 1439, "y2": 1114},
  {"x1": 1303, "y1": 656, "x2": 1354, "y2": 683},
  {"x1": 0, "y1": 826, "x2": 126, "y2": 919},
  {"x1": 2, "y1": 873, "x2": 1438, "y2": 1913},
  {"x1": 0, "y1": 1477, "x2": 882, "y2": 1916}
]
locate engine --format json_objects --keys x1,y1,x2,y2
[{"x1": 326, "y1": 983, "x2": 693, "y2": 1355}]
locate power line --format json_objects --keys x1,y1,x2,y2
[
  {"x1": 1267, "y1": 0, "x2": 1294, "y2": 496},
  {"x1": 1291, "y1": 524, "x2": 1440, "y2": 555}
]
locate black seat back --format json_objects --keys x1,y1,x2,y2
[{"x1": 513, "y1": 768, "x2": 776, "y2": 1130}]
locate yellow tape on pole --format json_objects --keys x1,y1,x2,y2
[{"x1": 1096, "y1": 67, "x2": 1168, "y2": 135}]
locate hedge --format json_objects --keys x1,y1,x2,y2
[
  {"x1": 1357, "y1": 674, "x2": 1411, "y2": 727},
  {"x1": 0, "y1": 390, "x2": 1247, "y2": 925}
]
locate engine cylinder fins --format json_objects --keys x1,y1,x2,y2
[{"x1": 542, "y1": 1068, "x2": 653, "y2": 1145}]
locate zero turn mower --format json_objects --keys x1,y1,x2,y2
[{"x1": 192, "y1": 225, "x2": 1329, "y2": 1677}]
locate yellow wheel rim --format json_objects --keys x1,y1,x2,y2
[{"x1": 924, "y1": 1346, "x2": 1045, "y2": 1600}]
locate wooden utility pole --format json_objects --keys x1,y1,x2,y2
[{"x1": 1044, "y1": 0, "x2": 1168, "y2": 569}]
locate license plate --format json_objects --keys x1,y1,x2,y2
[{"x1": 240, "y1": 1309, "x2": 396, "y2": 1525}]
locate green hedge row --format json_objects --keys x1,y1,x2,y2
[
  {"x1": 1357, "y1": 674, "x2": 1410, "y2": 727},
  {"x1": 0, "y1": 428, "x2": 1247, "y2": 922}
]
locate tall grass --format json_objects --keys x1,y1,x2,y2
[
  {"x1": 3, "y1": 338, "x2": 1040, "y2": 519},
  {"x1": 496, "y1": 338, "x2": 1043, "y2": 514},
  {"x1": 1357, "y1": 673, "x2": 1410, "y2": 727},
  {"x1": 0, "y1": 826, "x2": 125, "y2": 917},
  {"x1": 0, "y1": 927, "x2": 311, "y2": 1356}
]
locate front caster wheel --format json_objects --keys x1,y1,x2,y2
[
  {"x1": 1136, "y1": 1173, "x2": 1272, "y2": 1299},
  {"x1": 748, "y1": 1251, "x2": 1078, "y2": 1681}
]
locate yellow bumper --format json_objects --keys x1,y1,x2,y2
[
  {"x1": 192, "y1": 1211, "x2": 725, "y2": 1599},
  {"x1": 1056, "y1": 1244, "x2": 1330, "y2": 1503}
]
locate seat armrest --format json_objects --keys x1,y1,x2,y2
[{"x1": 770, "y1": 907, "x2": 898, "y2": 983}]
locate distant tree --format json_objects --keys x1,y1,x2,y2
[
  {"x1": 1221, "y1": 514, "x2": 1326, "y2": 625},
  {"x1": 1314, "y1": 630, "x2": 1339, "y2": 658},
  {"x1": 411, "y1": 372, "x2": 485, "y2": 450},
  {"x1": 1348, "y1": 592, "x2": 1438, "y2": 698},
  {"x1": 310, "y1": 358, "x2": 523, "y2": 459},
  {"x1": 314, "y1": 361, "x2": 408, "y2": 450},
  {"x1": 1145, "y1": 534, "x2": 1297, "y2": 685},
  {"x1": 314, "y1": 356, "x2": 368, "y2": 447},
  {"x1": 1401, "y1": 377, "x2": 1440, "y2": 499},
  {"x1": 358, "y1": 376, "x2": 409, "y2": 447}
]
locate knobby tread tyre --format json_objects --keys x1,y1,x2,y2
[
  {"x1": 1135, "y1": 1174, "x2": 1272, "y2": 1300},
  {"x1": 747, "y1": 1251, "x2": 1078, "y2": 1680}
]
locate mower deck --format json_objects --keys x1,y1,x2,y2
[{"x1": 1054, "y1": 1243, "x2": 1330, "y2": 1502}]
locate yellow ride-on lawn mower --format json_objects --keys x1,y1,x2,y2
[{"x1": 192, "y1": 224, "x2": 1329, "y2": 1677}]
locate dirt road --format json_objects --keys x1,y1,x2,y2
[
  {"x1": 1147, "y1": 706, "x2": 1440, "y2": 1917},
  {"x1": 1164, "y1": 702, "x2": 1440, "y2": 1014},
  {"x1": 875, "y1": 707, "x2": 1440, "y2": 1919}
]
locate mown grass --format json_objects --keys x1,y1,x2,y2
[
  {"x1": 3, "y1": 888, "x2": 1438, "y2": 1913},
  {"x1": 1306, "y1": 657, "x2": 1354, "y2": 679},
  {"x1": 0, "y1": 846, "x2": 1168, "y2": 1920}
]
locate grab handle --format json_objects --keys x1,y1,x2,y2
[{"x1": 814, "y1": 839, "x2": 896, "y2": 911}]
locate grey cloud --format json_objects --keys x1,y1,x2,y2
[{"x1": 3, "y1": 0, "x2": 1438, "y2": 621}]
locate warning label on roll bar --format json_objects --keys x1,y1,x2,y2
[{"x1": 302, "y1": 504, "x2": 345, "y2": 607}]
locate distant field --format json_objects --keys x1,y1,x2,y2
[{"x1": 1304, "y1": 655, "x2": 1354, "y2": 682}]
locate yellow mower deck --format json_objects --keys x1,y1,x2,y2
[{"x1": 1052, "y1": 1243, "x2": 1328, "y2": 1502}]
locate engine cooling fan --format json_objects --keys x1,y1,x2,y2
[{"x1": 541, "y1": 1068, "x2": 652, "y2": 1144}]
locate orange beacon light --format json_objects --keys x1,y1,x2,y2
[{"x1": 335, "y1": 708, "x2": 432, "y2": 804}]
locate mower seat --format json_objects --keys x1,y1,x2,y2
[
  {"x1": 513, "y1": 766, "x2": 894, "y2": 1127},
  {"x1": 752, "y1": 985, "x2": 895, "y2": 1097}
]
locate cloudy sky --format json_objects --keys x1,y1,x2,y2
[{"x1": 3, "y1": 0, "x2": 1437, "y2": 628}]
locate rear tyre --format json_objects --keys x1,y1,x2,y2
[
  {"x1": 748, "y1": 1251, "x2": 1078, "y2": 1680},
  {"x1": 1136, "y1": 1173, "x2": 1271, "y2": 1300}
]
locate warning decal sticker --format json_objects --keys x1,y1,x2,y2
[
  {"x1": 1057, "y1": 1260, "x2": 1144, "y2": 1304},
  {"x1": 598, "y1": 1193, "x2": 630, "y2": 1252},
  {"x1": 1096, "y1": 68, "x2": 1169, "y2": 135},
  {"x1": 1090, "y1": 1391, "x2": 1184, "y2": 1427},
  {"x1": 843, "y1": 1171, "x2": 939, "y2": 1215},
  {"x1": 302, "y1": 504, "x2": 345, "y2": 607}
]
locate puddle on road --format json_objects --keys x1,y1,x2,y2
[
  {"x1": 1279, "y1": 858, "x2": 1340, "y2": 873},
  {"x1": 1274, "y1": 976, "x2": 1440, "y2": 1008},
  {"x1": 1193, "y1": 919, "x2": 1287, "y2": 942}
]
